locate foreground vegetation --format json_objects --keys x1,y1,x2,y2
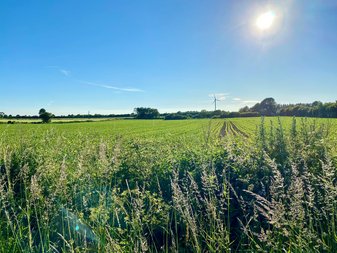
[{"x1": 0, "y1": 117, "x2": 336, "y2": 252}]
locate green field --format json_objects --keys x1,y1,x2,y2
[
  {"x1": 0, "y1": 117, "x2": 336, "y2": 252},
  {"x1": 0, "y1": 118, "x2": 122, "y2": 123}
]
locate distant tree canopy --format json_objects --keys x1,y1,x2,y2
[
  {"x1": 249, "y1": 98, "x2": 277, "y2": 116},
  {"x1": 134, "y1": 107, "x2": 160, "y2": 119},
  {"x1": 162, "y1": 110, "x2": 259, "y2": 120},
  {"x1": 39, "y1": 108, "x2": 54, "y2": 123},
  {"x1": 239, "y1": 98, "x2": 337, "y2": 118}
]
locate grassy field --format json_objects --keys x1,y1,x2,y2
[
  {"x1": 0, "y1": 118, "x2": 123, "y2": 123},
  {"x1": 0, "y1": 117, "x2": 336, "y2": 252}
]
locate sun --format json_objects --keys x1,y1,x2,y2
[{"x1": 256, "y1": 11, "x2": 275, "y2": 31}]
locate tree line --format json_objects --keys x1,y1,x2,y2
[
  {"x1": 239, "y1": 98, "x2": 337, "y2": 118},
  {"x1": 1, "y1": 99, "x2": 337, "y2": 123},
  {"x1": 139, "y1": 99, "x2": 337, "y2": 119}
]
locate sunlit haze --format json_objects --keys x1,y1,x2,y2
[{"x1": 256, "y1": 11, "x2": 275, "y2": 30}]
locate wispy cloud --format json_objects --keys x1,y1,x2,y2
[
  {"x1": 46, "y1": 66, "x2": 144, "y2": 92},
  {"x1": 232, "y1": 97, "x2": 259, "y2": 104},
  {"x1": 47, "y1": 66, "x2": 71, "y2": 77},
  {"x1": 242, "y1": 100, "x2": 259, "y2": 104},
  {"x1": 79, "y1": 80, "x2": 144, "y2": 93},
  {"x1": 59, "y1": 69, "x2": 71, "y2": 77}
]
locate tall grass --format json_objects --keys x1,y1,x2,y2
[{"x1": 0, "y1": 118, "x2": 336, "y2": 252}]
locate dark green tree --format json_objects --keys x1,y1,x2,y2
[
  {"x1": 248, "y1": 98, "x2": 277, "y2": 116},
  {"x1": 39, "y1": 108, "x2": 54, "y2": 123},
  {"x1": 239, "y1": 106, "x2": 249, "y2": 113},
  {"x1": 39, "y1": 108, "x2": 46, "y2": 115},
  {"x1": 259, "y1": 98, "x2": 277, "y2": 116},
  {"x1": 134, "y1": 107, "x2": 160, "y2": 119}
]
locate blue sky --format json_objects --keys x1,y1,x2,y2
[{"x1": 1, "y1": 0, "x2": 337, "y2": 115}]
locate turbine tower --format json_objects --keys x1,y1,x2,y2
[{"x1": 212, "y1": 95, "x2": 221, "y2": 111}]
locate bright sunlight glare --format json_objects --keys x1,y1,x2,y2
[{"x1": 256, "y1": 11, "x2": 275, "y2": 31}]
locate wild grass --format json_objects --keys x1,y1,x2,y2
[{"x1": 0, "y1": 118, "x2": 336, "y2": 252}]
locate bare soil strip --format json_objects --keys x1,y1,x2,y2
[{"x1": 219, "y1": 121, "x2": 249, "y2": 138}]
